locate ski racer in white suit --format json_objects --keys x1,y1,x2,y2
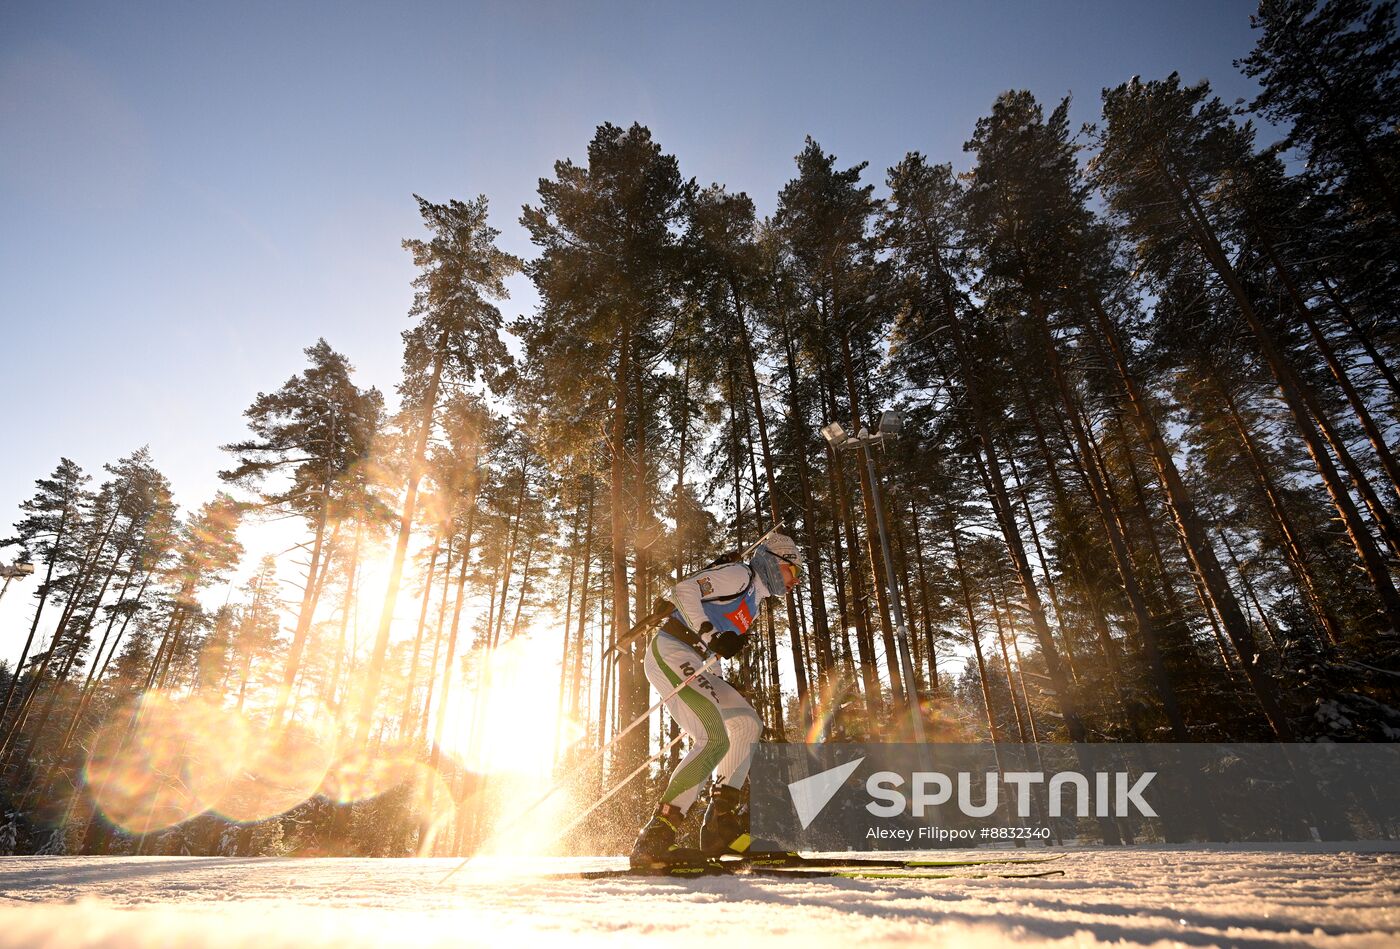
[{"x1": 630, "y1": 532, "x2": 802, "y2": 868}]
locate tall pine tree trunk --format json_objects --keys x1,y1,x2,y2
[
  {"x1": 274, "y1": 484, "x2": 333, "y2": 725},
  {"x1": 609, "y1": 327, "x2": 643, "y2": 807},
  {"x1": 1001, "y1": 438, "x2": 1081, "y2": 683},
  {"x1": 1017, "y1": 382, "x2": 1132, "y2": 694},
  {"x1": 0, "y1": 498, "x2": 75, "y2": 727},
  {"x1": 1264, "y1": 240, "x2": 1400, "y2": 504},
  {"x1": 1, "y1": 491, "x2": 128, "y2": 755},
  {"x1": 399, "y1": 533, "x2": 444, "y2": 738},
  {"x1": 1318, "y1": 276, "x2": 1400, "y2": 403},
  {"x1": 1023, "y1": 292, "x2": 1188, "y2": 740},
  {"x1": 1218, "y1": 381, "x2": 1344, "y2": 645},
  {"x1": 780, "y1": 315, "x2": 835, "y2": 680},
  {"x1": 355, "y1": 336, "x2": 447, "y2": 747},
  {"x1": 734, "y1": 285, "x2": 808, "y2": 709},
  {"x1": 908, "y1": 499, "x2": 940, "y2": 692},
  {"x1": 569, "y1": 488, "x2": 595, "y2": 728}
]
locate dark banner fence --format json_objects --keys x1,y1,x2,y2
[{"x1": 749, "y1": 743, "x2": 1400, "y2": 850}]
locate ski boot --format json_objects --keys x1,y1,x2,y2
[
  {"x1": 699, "y1": 784, "x2": 751, "y2": 857},
  {"x1": 630, "y1": 803, "x2": 704, "y2": 869}
]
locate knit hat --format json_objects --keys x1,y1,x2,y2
[{"x1": 751, "y1": 532, "x2": 800, "y2": 594}]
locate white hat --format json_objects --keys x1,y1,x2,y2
[{"x1": 759, "y1": 532, "x2": 799, "y2": 565}]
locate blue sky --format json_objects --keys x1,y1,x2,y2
[{"x1": 0, "y1": 1, "x2": 1263, "y2": 651}]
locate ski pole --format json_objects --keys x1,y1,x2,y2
[
  {"x1": 541, "y1": 726, "x2": 688, "y2": 861},
  {"x1": 606, "y1": 601, "x2": 675, "y2": 658},
  {"x1": 439, "y1": 727, "x2": 689, "y2": 885},
  {"x1": 437, "y1": 651, "x2": 721, "y2": 883},
  {"x1": 743, "y1": 519, "x2": 786, "y2": 559}
]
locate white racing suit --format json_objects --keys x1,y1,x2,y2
[{"x1": 644, "y1": 562, "x2": 769, "y2": 812}]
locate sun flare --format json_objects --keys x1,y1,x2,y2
[{"x1": 439, "y1": 631, "x2": 582, "y2": 778}]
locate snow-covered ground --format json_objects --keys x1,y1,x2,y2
[{"x1": 1, "y1": 848, "x2": 1396, "y2": 948}]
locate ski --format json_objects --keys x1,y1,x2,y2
[
  {"x1": 906, "y1": 853, "x2": 1066, "y2": 867},
  {"x1": 724, "y1": 851, "x2": 1067, "y2": 870},
  {"x1": 568, "y1": 862, "x2": 1065, "y2": 881},
  {"x1": 747, "y1": 867, "x2": 1066, "y2": 881},
  {"x1": 563, "y1": 852, "x2": 1067, "y2": 880},
  {"x1": 577, "y1": 862, "x2": 731, "y2": 880}
]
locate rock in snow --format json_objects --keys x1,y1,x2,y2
[{"x1": 1, "y1": 847, "x2": 1397, "y2": 947}]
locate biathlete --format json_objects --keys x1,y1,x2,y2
[{"x1": 630, "y1": 532, "x2": 802, "y2": 868}]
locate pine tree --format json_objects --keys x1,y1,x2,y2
[
  {"x1": 355, "y1": 196, "x2": 520, "y2": 748},
  {"x1": 221, "y1": 339, "x2": 383, "y2": 723},
  {"x1": 0, "y1": 460, "x2": 90, "y2": 728},
  {"x1": 689, "y1": 184, "x2": 807, "y2": 717},
  {"x1": 1240, "y1": 0, "x2": 1400, "y2": 223},
  {"x1": 774, "y1": 139, "x2": 903, "y2": 714},
  {"x1": 1, "y1": 451, "x2": 174, "y2": 763},
  {"x1": 519, "y1": 123, "x2": 694, "y2": 799},
  {"x1": 1095, "y1": 73, "x2": 1400, "y2": 634}
]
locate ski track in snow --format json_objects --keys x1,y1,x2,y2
[{"x1": 0, "y1": 848, "x2": 1396, "y2": 948}]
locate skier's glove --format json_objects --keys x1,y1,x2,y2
[{"x1": 708, "y1": 627, "x2": 745, "y2": 659}]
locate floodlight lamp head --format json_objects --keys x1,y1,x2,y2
[
  {"x1": 877, "y1": 410, "x2": 902, "y2": 436},
  {"x1": 820, "y1": 422, "x2": 848, "y2": 447}
]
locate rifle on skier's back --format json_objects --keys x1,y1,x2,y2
[{"x1": 604, "y1": 521, "x2": 785, "y2": 658}]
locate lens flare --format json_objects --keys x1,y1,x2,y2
[
  {"x1": 805, "y1": 675, "x2": 858, "y2": 744},
  {"x1": 321, "y1": 742, "x2": 421, "y2": 805},
  {"x1": 80, "y1": 612, "x2": 586, "y2": 845},
  {"x1": 457, "y1": 636, "x2": 569, "y2": 777},
  {"x1": 207, "y1": 713, "x2": 337, "y2": 823},
  {"x1": 84, "y1": 692, "x2": 234, "y2": 835}
]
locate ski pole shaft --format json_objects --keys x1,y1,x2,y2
[
  {"x1": 544, "y1": 728, "x2": 687, "y2": 857},
  {"x1": 591, "y1": 651, "x2": 719, "y2": 780},
  {"x1": 437, "y1": 650, "x2": 721, "y2": 883},
  {"x1": 740, "y1": 520, "x2": 785, "y2": 560},
  {"x1": 437, "y1": 730, "x2": 689, "y2": 885}
]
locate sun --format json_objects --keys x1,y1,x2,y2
[{"x1": 438, "y1": 630, "x2": 581, "y2": 778}]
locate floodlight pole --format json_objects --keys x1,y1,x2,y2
[{"x1": 858, "y1": 437, "x2": 928, "y2": 746}]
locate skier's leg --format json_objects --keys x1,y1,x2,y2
[
  {"x1": 632, "y1": 633, "x2": 729, "y2": 866},
  {"x1": 645, "y1": 633, "x2": 729, "y2": 813},
  {"x1": 710, "y1": 677, "x2": 763, "y2": 790},
  {"x1": 698, "y1": 673, "x2": 762, "y2": 855}
]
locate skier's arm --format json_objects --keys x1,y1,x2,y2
[{"x1": 670, "y1": 575, "x2": 710, "y2": 635}]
